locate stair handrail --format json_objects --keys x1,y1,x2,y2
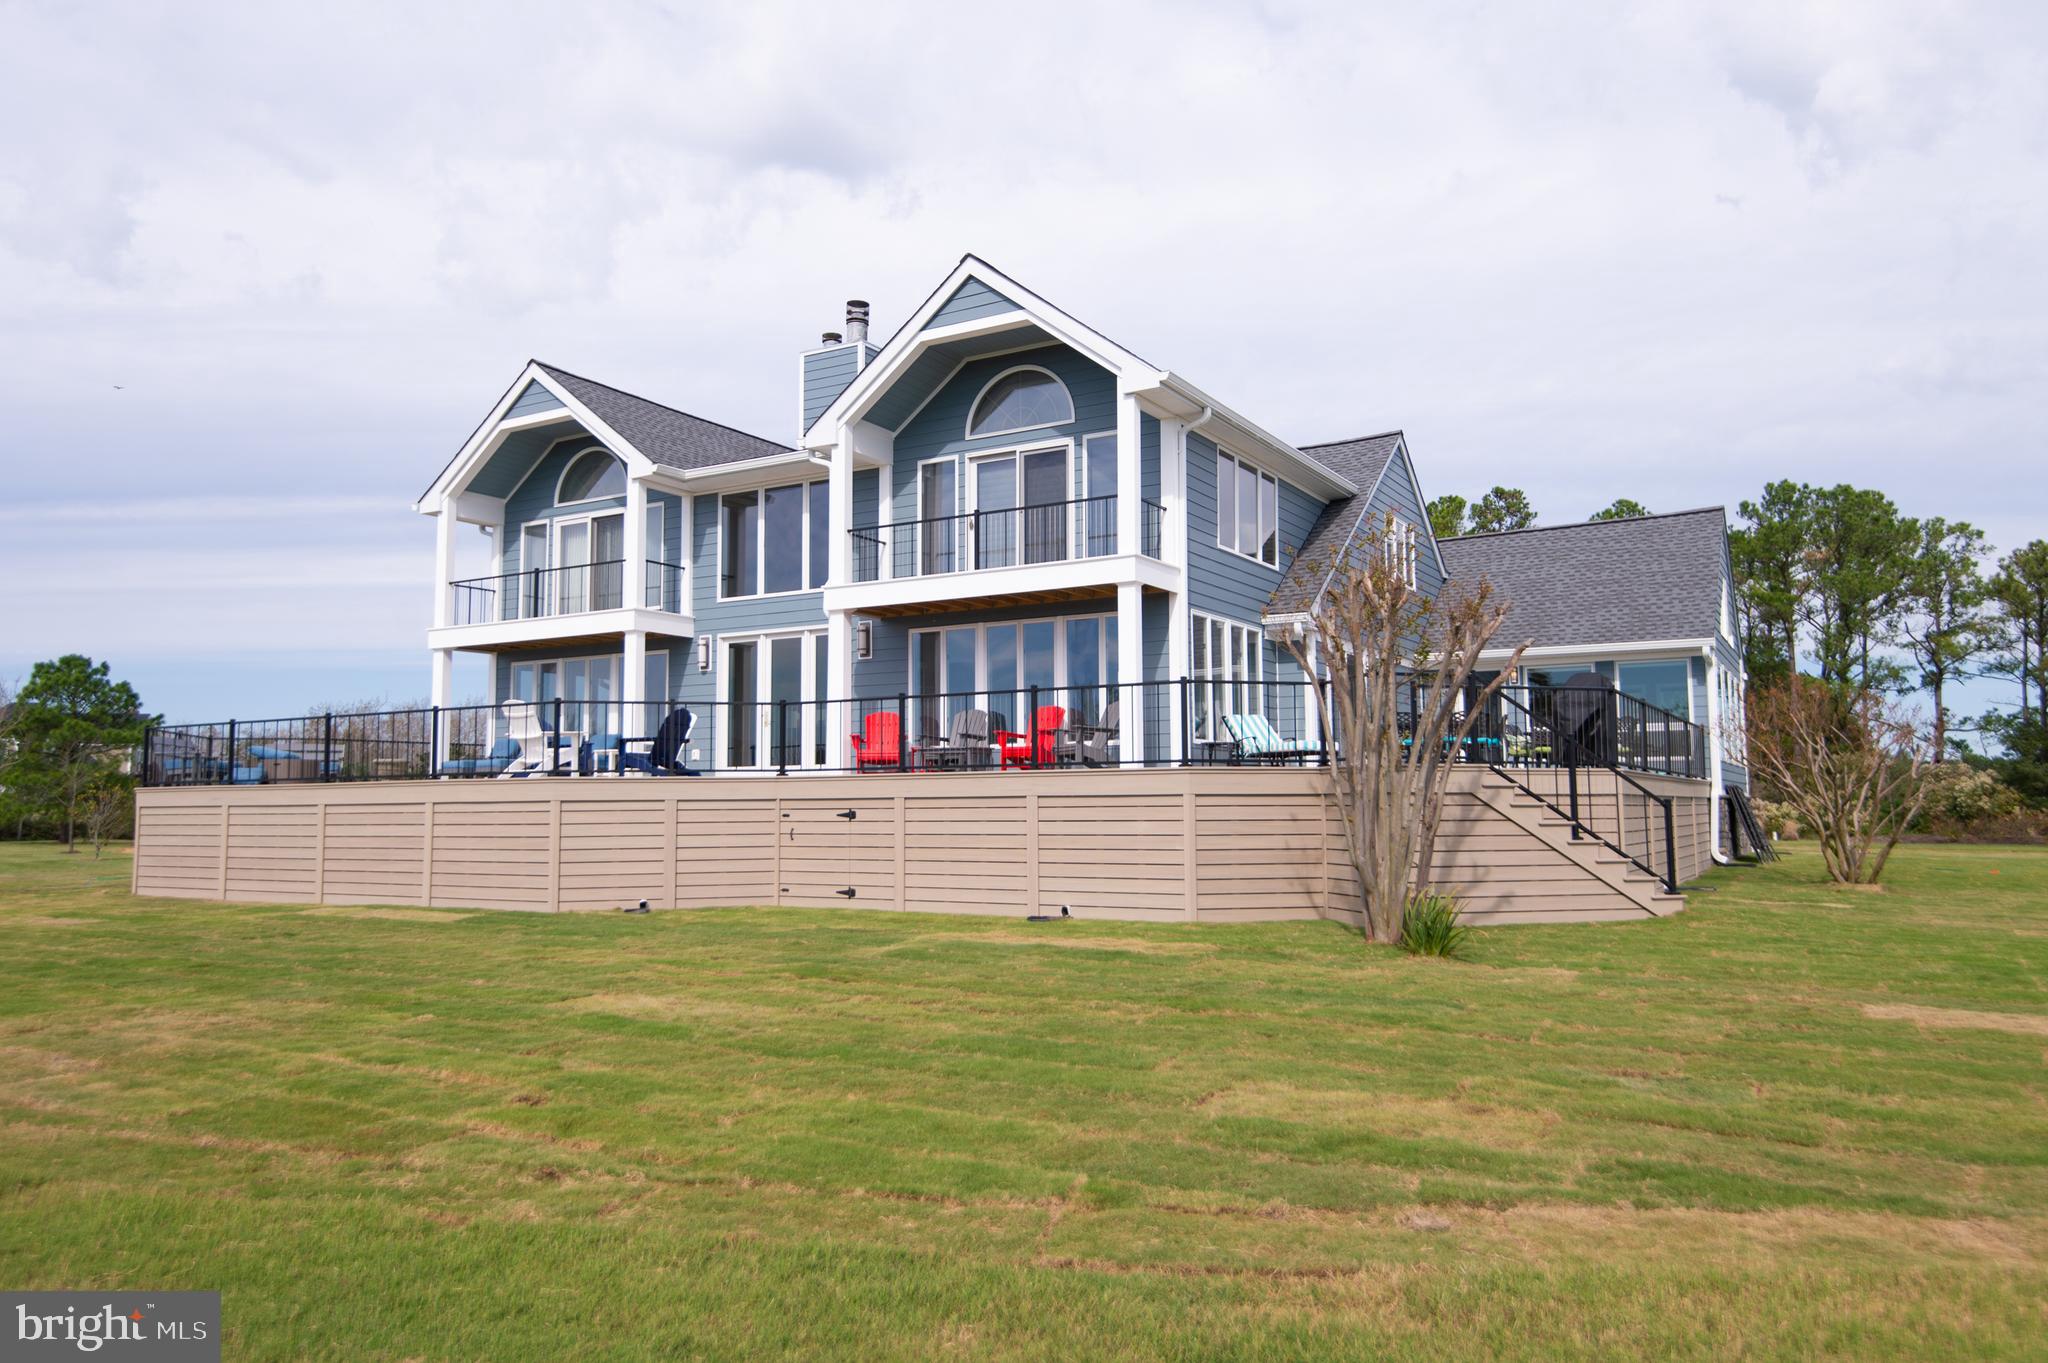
[{"x1": 1492, "y1": 687, "x2": 1681, "y2": 894}]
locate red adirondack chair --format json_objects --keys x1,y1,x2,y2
[
  {"x1": 851, "y1": 711, "x2": 904, "y2": 770},
  {"x1": 997, "y1": 705, "x2": 1065, "y2": 769}
]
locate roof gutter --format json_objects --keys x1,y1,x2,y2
[{"x1": 1152, "y1": 373, "x2": 1355, "y2": 498}]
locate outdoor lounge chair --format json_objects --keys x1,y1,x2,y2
[
  {"x1": 496, "y1": 701, "x2": 553, "y2": 777},
  {"x1": 920, "y1": 709, "x2": 993, "y2": 770},
  {"x1": 620, "y1": 706, "x2": 697, "y2": 776},
  {"x1": 1056, "y1": 701, "x2": 1120, "y2": 767},
  {"x1": 1222, "y1": 712, "x2": 1318, "y2": 765},
  {"x1": 439, "y1": 736, "x2": 520, "y2": 777},
  {"x1": 997, "y1": 705, "x2": 1065, "y2": 769},
  {"x1": 246, "y1": 743, "x2": 341, "y2": 782},
  {"x1": 850, "y1": 711, "x2": 905, "y2": 771}
]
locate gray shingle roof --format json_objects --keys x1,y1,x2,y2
[
  {"x1": 1266, "y1": 432, "x2": 1405, "y2": 615},
  {"x1": 1436, "y1": 508, "x2": 1730, "y2": 648},
  {"x1": 535, "y1": 362, "x2": 791, "y2": 472}
]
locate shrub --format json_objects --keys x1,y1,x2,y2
[
  {"x1": 1916, "y1": 763, "x2": 2026, "y2": 830},
  {"x1": 1400, "y1": 893, "x2": 1470, "y2": 959},
  {"x1": 1751, "y1": 797, "x2": 1800, "y2": 839}
]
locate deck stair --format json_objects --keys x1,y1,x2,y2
[{"x1": 1424, "y1": 767, "x2": 1687, "y2": 925}]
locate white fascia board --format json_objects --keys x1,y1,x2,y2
[
  {"x1": 651, "y1": 450, "x2": 827, "y2": 496},
  {"x1": 426, "y1": 606, "x2": 694, "y2": 653},
  {"x1": 808, "y1": 257, "x2": 1157, "y2": 440},
  {"x1": 453, "y1": 491, "x2": 506, "y2": 526},
  {"x1": 1147, "y1": 374, "x2": 1356, "y2": 500},
  {"x1": 1474, "y1": 638, "x2": 1718, "y2": 665},
  {"x1": 415, "y1": 363, "x2": 660, "y2": 511},
  {"x1": 823, "y1": 554, "x2": 1177, "y2": 616}
]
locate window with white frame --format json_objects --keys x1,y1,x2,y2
[
  {"x1": 556, "y1": 448, "x2": 626, "y2": 504},
  {"x1": 1191, "y1": 613, "x2": 1265, "y2": 741},
  {"x1": 1215, "y1": 450, "x2": 1279, "y2": 566},
  {"x1": 967, "y1": 366, "x2": 1074, "y2": 439},
  {"x1": 1383, "y1": 518, "x2": 1419, "y2": 587},
  {"x1": 720, "y1": 479, "x2": 828, "y2": 599}
]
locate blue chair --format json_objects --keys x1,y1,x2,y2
[
  {"x1": 621, "y1": 707, "x2": 697, "y2": 776},
  {"x1": 440, "y1": 736, "x2": 520, "y2": 777}
]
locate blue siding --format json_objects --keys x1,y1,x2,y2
[
  {"x1": 801, "y1": 344, "x2": 863, "y2": 434},
  {"x1": 498, "y1": 438, "x2": 626, "y2": 573},
  {"x1": 1359, "y1": 446, "x2": 1445, "y2": 599},
  {"x1": 467, "y1": 419, "x2": 581, "y2": 499},
  {"x1": 1186, "y1": 432, "x2": 1325, "y2": 624},
  {"x1": 925, "y1": 278, "x2": 1019, "y2": 330},
  {"x1": 1140, "y1": 415, "x2": 1160, "y2": 507},
  {"x1": 888, "y1": 343, "x2": 1116, "y2": 525},
  {"x1": 851, "y1": 467, "x2": 880, "y2": 530},
  {"x1": 506, "y1": 381, "x2": 566, "y2": 418}
]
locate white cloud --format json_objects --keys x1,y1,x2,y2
[{"x1": 1, "y1": 0, "x2": 2044, "y2": 713}]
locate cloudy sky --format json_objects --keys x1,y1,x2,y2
[{"x1": 2, "y1": 0, "x2": 2042, "y2": 725}]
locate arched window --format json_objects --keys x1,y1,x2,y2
[
  {"x1": 967, "y1": 366, "x2": 1074, "y2": 438},
  {"x1": 556, "y1": 448, "x2": 626, "y2": 503}
]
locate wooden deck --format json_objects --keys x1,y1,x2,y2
[{"x1": 133, "y1": 767, "x2": 1713, "y2": 925}]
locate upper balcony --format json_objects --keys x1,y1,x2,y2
[
  {"x1": 849, "y1": 494, "x2": 1165, "y2": 585},
  {"x1": 429, "y1": 558, "x2": 690, "y2": 650}
]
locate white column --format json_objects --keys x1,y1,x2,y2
[
  {"x1": 829, "y1": 430, "x2": 855, "y2": 586},
  {"x1": 826, "y1": 611, "x2": 854, "y2": 768},
  {"x1": 676, "y1": 493, "x2": 695, "y2": 610},
  {"x1": 624, "y1": 476, "x2": 648, "y2": 609},
  {"x1": 432, "y1": 497, "x2": 457, "y2": 627},
  {"x1": 1166, "y1": 590, "x2": 1191, "y2": 763},
  {"x1": 1116, "y1": 393, "x2": 1142, "y2": 557},
  {"x1": 1118, "y1": 581, "x2": 1145, "y2": 764},
  {"x1": 431, "y1": 647, "x2": 454, "y2": 707},
  {"x1": 623, "y1": 629, "x2": 647, "y2": 740},
  {"x1": 1302, "y1": 633, "x2": 1323, "y2": 750},
  {"x1": 431, "y1": 648, "x2": 454, "y2": 768}
]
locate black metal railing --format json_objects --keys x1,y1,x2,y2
[
  {"x1": 851, "y1": 495, "x2": 1122, "y2": 583},
  {"x1": 1142, "y1": 499, "x2": 1165, "y2": 559},
  {"x1": 449, "y1": 559, "x2": 685, "y2": 625},
  {"x1": 137, "y1": 680, "x2": 1705, "y2": 824}
]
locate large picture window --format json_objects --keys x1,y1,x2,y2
[
  {"x1": 1191, "y1": 613, "x2": 1265, "y2": 740},
  {"x1": 720, "y1": 480, "x2": 828, "y2": 599},
  {"x1": 1215, "y1": 450, "x2": 1279, "y2": 566},
  {"x1": 1617, "y1": 659, "x2": 1691, "y2": 718},
  {"x1": 908, "y1": 613, "x2": 1117, "y2": 738}
]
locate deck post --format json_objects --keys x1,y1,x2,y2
[
  {"x1": 323, "y1": 713, "x2": 335, "y2": 782},
  {"x1": 1662, "y1": 796, "x2": 1679, "y2": 894}
]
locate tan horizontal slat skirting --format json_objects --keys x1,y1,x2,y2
[{"x1": 135, "y1": 765, "x2": 1707, "y2": 924}]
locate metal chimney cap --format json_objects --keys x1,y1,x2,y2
[
  {"x1": 845, "y1": 299, "x2": 870, "y2": 317},
  {"x1": 820, "y1": 330, "x2": 843, "y2": 345}
]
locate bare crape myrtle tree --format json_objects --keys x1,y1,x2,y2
[
  {"x1": 1284, "y1": 514, "x2": 1527, "y2": 943},
  {"x1": 1746, "y1": 678, "x2": 1931, "y2": 885}
]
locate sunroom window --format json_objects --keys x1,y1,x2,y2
[{"x1": 968, "y1": 367, "x2": 1074, "y2": 438}]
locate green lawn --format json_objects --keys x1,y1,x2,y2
[{"x1": 0, "y1": 842, "x2": 2043, "y2": 1361}]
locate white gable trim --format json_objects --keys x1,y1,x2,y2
[
  {"x1": 804, "y1": 256, "x2": 1163, "y2": 446},
  {"x1": 415, "y1": 362, "x2": 661, "y2": 512}
]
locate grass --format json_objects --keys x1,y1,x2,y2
[{"x1": 0, "y1": 842, "x2": 2044, "y2": 1361}]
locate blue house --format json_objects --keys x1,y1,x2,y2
[{"x1": 411, "y1": 254, "x2": 1741, "y2": 857}]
